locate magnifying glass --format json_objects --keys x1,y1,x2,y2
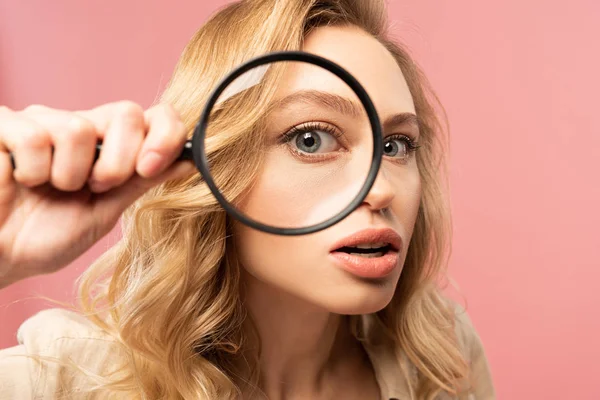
[{"x1": 10, "y1": 51, "x2": 384, "y2": 236}]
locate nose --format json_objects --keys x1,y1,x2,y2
[{"x1": 362, "y1": 167, "x2": 395, "y2": 211}]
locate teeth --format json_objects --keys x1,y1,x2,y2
[
  {"x1": 353, "y1": 242, "x2": 388, "y2": 249},
  {"x1": 348, "y1": 252, "x2": 385, "y2": 258}
]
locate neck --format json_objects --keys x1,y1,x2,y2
[{"x1": 236, "y1": 272, "x2": 366, "y2": 399}]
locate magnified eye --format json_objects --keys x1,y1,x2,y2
[
  {"x1": 294, "y1": 130, "x2": 338, "y2": 154},
  {"x1": 383, "y1": 135, "x2": 419, "y2": 160},
  {"x1": 281, "y1": 122, "x2": 343, "y2": 158}
]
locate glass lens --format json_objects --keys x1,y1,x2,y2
[{"x1": 202, "y1": 60, "x2": 374, "y2": 230}]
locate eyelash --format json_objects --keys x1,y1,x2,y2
[
  {"x1": 386, "y1": 134, "x2": 421, "y2": 153},
  {"x1": 279, "y1": 122, "x2": 341, "y2": 144}
]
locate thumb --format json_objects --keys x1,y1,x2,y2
[{"x1": 93, "y1": 160, "x2": 196, "y2": 219}]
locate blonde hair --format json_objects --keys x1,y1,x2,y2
[{"x1": 75, "y1": 0, "x2": 469, "y2": 398}]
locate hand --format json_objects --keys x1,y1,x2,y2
[{"x1": 0, "y1": 101, "x2": 194, "y2": 288}]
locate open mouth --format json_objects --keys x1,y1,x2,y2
[
  {"x1": 335, "y1": 243, "x2": 392, "y2": 258},
  {"x1": 328, "y1": 228, "x2": 402, "y2": 279}
]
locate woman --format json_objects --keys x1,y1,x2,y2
[{"x1": 0, "y1": 0, "x2": 495, "y2": 399}]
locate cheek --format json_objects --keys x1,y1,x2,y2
[
  {"x1": 239, "y1": 152, "x2": 370, "y2": 228},
  {"x1": 390, "y1": 168, "x2": 422, "y2": 235},
  {"x1": 232, "y1": 223, "x2": 326, "y2": 290},
  {"x1": 239, "y1": 157, "x2": 313, "y2": 226}
]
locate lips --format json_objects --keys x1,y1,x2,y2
[
  {"x1": 329, "y1": 228, "x2": 402, "y2": 254},
  {"x1": 329, "y1": 228, "x2": 402, "y2": 279}
]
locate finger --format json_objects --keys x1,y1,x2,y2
[
  {"x1": 0, "y1": 149, "x2": 11, "y2": 186},
  {"x1": 93, "y1": 160, "x2": 195, "y2": 222},
  {"x1": 136, "y1": 104, "x2": 188, "y2": 178},
  {"x1": 87, "y1": 101, "x2": 145, "y2": 193},
  {"x1": 25, "y1": 110, "x2": 98, "y2": 191},
  {"x1": 0, "y1": 151, "x2": 15, "y2": 209},
  {"x1": 0, "y1": 107, "x2": 14, "y2": 188},
  {"x1": 0, "y1": 109, "x2": 52, "y2": 187}
]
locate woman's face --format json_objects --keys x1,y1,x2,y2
[{"x1": 232, "y1": 25, "x2": 421, "y2": 315}]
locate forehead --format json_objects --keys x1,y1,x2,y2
[{"x1": 273, "y1": 25, "x2": 416, "y2": 116}]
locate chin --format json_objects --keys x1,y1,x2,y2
[{"x1": 318, "y1": 276, "x2": 398, "y2": 315}]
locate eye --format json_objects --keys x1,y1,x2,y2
[
  {"x1": 383, "y1": 135, "x2": 420, "y2": 160},
  {"x1": 293, "y1": 130, "x2": 339, "y2": 154},
  {"x1": 281, "y1": 123, "x2": 342, "y2": 158}
]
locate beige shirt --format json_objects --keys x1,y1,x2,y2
[{"x1": 0, "y1": 308, "x2": 495, "y2": 399}]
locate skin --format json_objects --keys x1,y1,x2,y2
[
  {"x1": 0, "y1": 22, "x2": 422, "y2": 400},
  {"x1": 0, "y1": 102, "x2": 192, "y2": 287},
  {"x1": 233, "y1": 25, "x2": 422, "y2": 399}
]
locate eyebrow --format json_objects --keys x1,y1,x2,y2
[{"x1": 270, "y1": 90, "x2": 419, "y2": 132}]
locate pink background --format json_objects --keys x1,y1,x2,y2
[{"x1": 1, "y1": 1, "x2": 599, "y2": 398}]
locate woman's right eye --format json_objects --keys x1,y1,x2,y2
[
  {"x1": 291, "y1": 130, "x2": 340, "y2": 154},
  {"x1": 280, "y1": 123, "x2": 343, "y2": 159}
]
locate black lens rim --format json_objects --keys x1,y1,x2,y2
[{"x1": 191, "y1": 51, "x2": 383, "y2": 236}]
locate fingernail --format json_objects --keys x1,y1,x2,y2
[{"x1": 137, "y1": 151, "x2": 164, "y2": 177}]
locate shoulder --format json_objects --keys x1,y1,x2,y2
[
  {"x1": 361, "y1": 300, "x2": 496, "y2": 399},
  {"x1": 0, "y1": 308, "x2": 124, "y2": 399},
  {"x1": 16, "y1": 307, "x2": 121, "y2": 363},
  {"x1": 449, "y1": 302, "x2": 496, "y2": 399},
  {"x1": 17, "y1": 307, "x2": 110, "y2": 343},
  {"x1": 451, "y1": 303, "x2": 484, "y2": 358}
]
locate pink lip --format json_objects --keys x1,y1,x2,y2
[
  {"x1": 329, "y1": 228, "x2": 403, "y2": 253},
  {"x1": 329, "y1": 228, "x2": 402, "y2": 279}
]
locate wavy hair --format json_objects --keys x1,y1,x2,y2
[{"x1": 74, "y1": 0, "x2": 469, "y2": 398}]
